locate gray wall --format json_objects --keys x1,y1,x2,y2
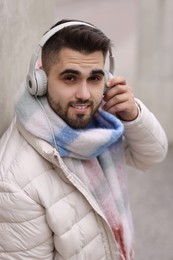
[
  {"x1": 0, "y1": 0, "x2": 54, "y2": 136},
  {"x1": 136, "y1": 0, "x2": 173, "y2": 143}
]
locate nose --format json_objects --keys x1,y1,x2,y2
[{"x1": 75, "y1": 81, "x2": 90, "y2": 100}]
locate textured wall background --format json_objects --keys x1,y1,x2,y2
[
  {"x1": 0, "y1": 0, "x2": 173, "y2": 259},
  {"x1": 135, "y1": 0, "x2": 173, "y2": 143},
  {"x1": 0, "y1": 0, "x2": 53, "y2": 136}
]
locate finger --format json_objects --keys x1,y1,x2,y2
[
  {"x1": 106, "y1": 76, "x2": 126, "y2": 88},
  {"x1": 104, "y1": 92, "x2": 129, "y2": 111},
  {"x1": 104, "y1": 84, "x2": 130, "y2": 102}
]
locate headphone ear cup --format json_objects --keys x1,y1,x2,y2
[{"x1": 35, "y1": 69, "x2": 47, "y2": 96}]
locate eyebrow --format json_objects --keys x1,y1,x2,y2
[
  {"x1": 59, "y1": 68, "x2": 105, "y2": 77},
  {"x1": 59, "y1": 69, "x2": 80, "y2": 76},
  {"x1": 91, "y1": 69, "x2": 105, "y2": 76}
]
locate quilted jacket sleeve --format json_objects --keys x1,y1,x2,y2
[
  {"x1": 123, "y1": 99, "x2": 168, "y2": 171},
  {"x1": 0, "y1": 119, "x2": 54, "y2": 259}
]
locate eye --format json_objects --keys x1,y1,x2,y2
[
  {"x1": 64, "y1": 75, "x2": 76, "y2": 81},
  {"x1": 89, "y1": 75, "x2": 102, "y2": 82}
]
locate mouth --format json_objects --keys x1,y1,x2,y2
[
  {"x1": 71, "y1": 104, "x2": 89, "y2": 110},
  {"x1": 69, "y1": 101, "x2": 92, "y2": 113},
  {"x1": 70, "y1": 101, "x2": 92, "y2": 115}
]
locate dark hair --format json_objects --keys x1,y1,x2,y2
[{"x1": 42, "y1": 19, "x2": 112, "y2": 74}]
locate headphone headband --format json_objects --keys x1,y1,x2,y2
[
  {"x1": 27, "y1": 21, "x2": 115, "y2": 96},
  {"x1": 39, "y1": 21, "x2": 94, "y2": 47}
]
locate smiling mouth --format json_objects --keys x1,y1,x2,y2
[
  {"x1": 71, "y1": 104, "x2": 89, "y2": 109},
  {"x1": 70, "y1": 100, "x2": 92, "y2": 111}
]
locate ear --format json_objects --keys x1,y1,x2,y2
[{"x1": 37, "y1": 60, "x2": 43, "y2": 69}]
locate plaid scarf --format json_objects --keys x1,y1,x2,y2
[{"x1": 15, "y1": 82, "x2": 134, "y2": 259}]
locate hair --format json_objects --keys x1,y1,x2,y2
[{"x1": 42, "y1": 19, "x2": 112, "y2": 75}]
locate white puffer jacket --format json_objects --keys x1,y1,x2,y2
[{"x1": 0, "y1": 100, "x2": 167, "y2": 260}]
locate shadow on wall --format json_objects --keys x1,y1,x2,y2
[{"x1": 0, "y1": 0, "x2": 54, "y2": 137}]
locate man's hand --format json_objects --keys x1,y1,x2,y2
[{"x1": 103, "y1": 76, "x2": 138, "y2": 121}]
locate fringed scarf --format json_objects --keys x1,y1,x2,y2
[{"x1": 15, "y1": 82, "x2": 134, "y2": 259}]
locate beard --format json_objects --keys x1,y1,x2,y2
[{"x1": 47, "y1": 94, "x2": 101, "y2": 129}]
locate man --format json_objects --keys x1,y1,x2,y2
[{"x1": 0, "y1": 19, "x2": 167, "y2": 260}]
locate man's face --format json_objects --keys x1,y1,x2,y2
[{"x1": 47, "y1": 47, "x2": 105, "y2": 129}]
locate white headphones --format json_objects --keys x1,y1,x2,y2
[{"x1": 27, "y1": 21, "x2": 115, "y2": 96}]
